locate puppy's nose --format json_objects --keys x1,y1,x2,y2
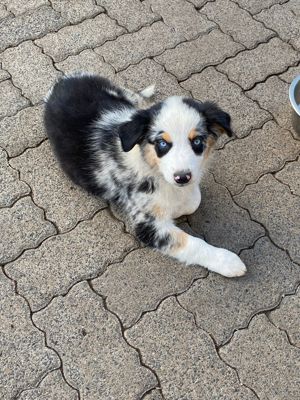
[{"x1": 174, "y1": 171, "x2": 192, "y2": 184}]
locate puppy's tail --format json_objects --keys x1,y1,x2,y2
[{"x1": 139, "y1": 84, "x2": 156, "y2": 99}]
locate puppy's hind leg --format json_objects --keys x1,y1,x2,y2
[{"x1": 134, "y1": 215, "x2": 247, "y2": 278}]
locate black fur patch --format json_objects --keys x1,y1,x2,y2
[
  {"x1": 135, "y1": 220, "x2": 170, "y2": 248},
  {"x1": 137, "y1": 178, "x2": 155, "y2": 193}
]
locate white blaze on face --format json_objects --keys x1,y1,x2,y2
[{"x1": 151, "y1": 96, "x2": 206, "y2": 185}]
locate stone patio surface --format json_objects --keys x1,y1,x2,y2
[{"x1": 0, "y1": 1, "x2": 299, "y2": 399}]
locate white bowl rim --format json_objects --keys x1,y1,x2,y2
[{"x1": 289, "y1": 75, "x2": 300, "y2": 116}]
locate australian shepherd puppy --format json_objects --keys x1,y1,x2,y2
[{"x1": 44, "y1": 73, "x2": 246, "y2": 278}]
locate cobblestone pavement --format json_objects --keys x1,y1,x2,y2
[{"x1": 0, "y1": 1, "x2": 299, "y2": 399}]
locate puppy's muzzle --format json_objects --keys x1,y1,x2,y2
[{"x1": 174, "y1": 171, "x2": 192, "y2": 185}]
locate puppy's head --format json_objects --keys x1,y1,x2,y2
[{"x1": 119, "y1": 96, "x2": 232, "y2": 186}]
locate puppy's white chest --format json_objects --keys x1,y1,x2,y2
[{"x1": 156, "y1": 182, "x2": 201, "y2": 219}]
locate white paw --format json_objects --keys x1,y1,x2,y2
[{"x1": 210, "y1": 249, "x2": 247, "y2": 278}]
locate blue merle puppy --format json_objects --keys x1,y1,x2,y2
[{"x1": 44, "y1": 73, "x2": 246, "y2": 277}]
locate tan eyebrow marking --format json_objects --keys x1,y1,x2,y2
[
  {"x1": 162, "y1": 132, "x2": 172, "y2": 143},
  {"x1": 188, "y1": 128, "x2": 198, "y2": 140}
]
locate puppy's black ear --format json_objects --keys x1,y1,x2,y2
[
  {"x1": 201, "y1": 101, "x2": 233, "y2": 137},
  {"x1": 119, "y1": 110, "x2": 151, "y2": 152}
]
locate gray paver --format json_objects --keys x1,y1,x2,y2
[
  {"x1": 247, "y1": 76, "x2": 292, "y2": 131},
  {"x1": 0, "y1": 148, "x2": 29, "y2": 207},
  {"x1": 5, "y1": 210, "x2": 137, "y2": 311},
  {"x1": 188, "y1": 172, "x2": 264, "y2": 253},
  {"x1": 0, "y1": 80, "x2": 29, "y2": 118},
  {"x1": 10, "y1": 141, "x2": 106, "y2": 233},
  {"x1": 179, "y1": 236, "x2": 300, "y2": 345},
  {"x1": 95, "y1": 21, "x2": 184, "y2": 71},
  {"x1": 55, "y1": 49, "x2": 116, "y2": 79},
  {"x1": 181, "y1": 67, "x2": 271, "y2": 139},
  {"x1": 97, "y1": 0, "x2": 158, "y2": 31},
  {"x1": 33, "y1": 281, "x2": 156, "y2": 399},
  {"x1": 231, "y1": 0, "x2": 286, "y2": 14},
  {"x1": 0, "y1": 271, "x2": 60, "y2": 400},
  {"x1": 117, "y1": 58, "x2": 188, "y2": 101},
  {"x1": 270, "y1": 287, "x2": 300, "y2": 348},
  {"x1": 18, "y1": 370, "x2": 78, "y2": 400},
  {"x1": 276, "y1": 160, "x2": 300, "y2": 196},
  {"x1": 219, "y1": 314, "x2": 300, "y2": 399},
  {"x1": 145, "y1": 0, "x2": 215, "y2": 39},
  {"x1": 0, "y1": 6, "x2": 67, "y2": 51},
  {"x1": 255, "y1": 0, "x2": 300, "y2": 42},
  {"x1": 0, "y1": 41, "x2": 61, "y2": 104},
  {"x1": 51, "y1": 0, "x2": 103, "y2": 24},
  {"x1": 155, "y1": 29, "x2": 243, "y2": 80},
  {"x1": 0, "y1": 4, "x2": 11, "y2": 19},
  {"x1": 218, "y1": 38, "x2": 299, "y2": 90},
  {"x1": 280, "y1": 65, "x2": 300, "y2": 83},
  {"x1": 201, "y1": 0, "x2": 273, "y2": 48},
  {"x1": 3, "y1": 0, "x2": 49, "y2": 15},
  {"x1": 0, "y1": 105, "x2": 46, "y2": 157},
  {"x1": 235, "y1": 174, "x2": 300, "y2": 264},
  {"x1": 0, "y1": 197, "x2": 56, "y2": 264},
  {"x1": 211, "y1": 121, "x2": 300, "y2": 195},
  {"x1": 143, "y1": 389, "x2": 164, "y2": 400},
  {"x1": 35, "y1": 14, "x2": 125, "y2": 62},
  {"x1": 0, "y1": 64, "x2": 9, "y2": 82},
  {"x1": 92, "y1": 247, "x2": 206, "y2": 328},
  {"x1": 126, "y1": 297, "x2": 257, "y2": 400}
]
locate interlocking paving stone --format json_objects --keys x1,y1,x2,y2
[
  {"x1": 51, "y1": 0, "x2": 103, "y2": 24},
  {"x1": 155, "y1": 29, "x2": 243, "y2": 81},
  {"x1": 247, "y1": 76, "x2": 293, "y2": 131},
  {"x1": 178, "y1": 236, "x2": 300, "y2": 345},
  {"x1": 188, "y1": 173, "x2": 264, "y2": 253},
  {"x1": 255, "y1": 0, "x2": 300, "y2": 43},
  {"x1": 10, "y1": 141, "x2": 106, "y2": 233},
  {"x1": 3, "y1": 0, "x2": 49, "y2": 15},
  {"x1": 145, "y1": 0, "x2": 215, "y2": 40},
  {"x1": 33, "y1": 281, "x2": 156, "y2": 399},
  {"x1": 291, "y1": 36, "x2": 300, "y2": 51},
  {"x1": 117, "y1": 58, "x2": 188, "y2": 101},
  {"x1": 143, "y1": 389, "x2": 164, "y2": 400},
  {"x1": 35, "y1": 14, "x2": 125, "y2": 63},
  {"x1": 201, "y1": 0, "x2": 273, "y2": 48},
  {"x1": 0, "y1": 6, "x2": 67, "y2": 51},
  {"x1": 95, "y1": 21, "x2": 184, "y2": 71},
  {"x1": 6, "y1": 210, "x2": 137, "y2": 311},
  {"x1": 126, "y1": 297, "x2": 257, "y2": 399},
  {"x1": 218, "y1": 38, "x2": 299, "y2": 90},
  {"x1": 211, "y1": 121, "x2": 300, "y2": 195},
  {"x1": 0, "y1": 105, "x2": 46, "y2": 157},
  {"x1": 0, "y1": 41, "x2": 61, "y2": 104},
  {"x1": 270, "y1": 287, "x2": 300, "y2": 348},
  {"x1": 55, "y1": 49, "x2": 116, "y2": 79},
  {"x1": 181, "y1": 67, "x2": 271, "y2": 139},
  {"x1": 0, "y1": 80, "x2": 29, "y2": 118},
  {"x1": 0, "y1": 148, "x2": 29, "y2": 207},
  {"x1": 18, "y1": 370, "x2": 78, "y2": 400},
  {"x1": 0, "y1": 271, "x2": 60, "y2": 400},
  {"x1": 235, "y1": 174, "x2": 300, "y2": 263},
  {"x1": 0, "y1": 197, "x2": 56, "y2": 264},
  {"x1": 97, "y1": 0, "x2": 158, "y2": 31},
  {"x1": 188, "y1": 0, "x2": 211, "y2": 7},
  {"x1": 276, "y1": 160, "x2": 300, "y2": 196},
  {"x1": 92, "y1": 247, "x2": 206, "y2": 328},
  {"x1": 280, "y1": 65, "x2": 300, "y2": 83},
  {"x1": 0, "y1": 4, "x2": 11, "y2": 19},
  {"x1": 219, "y1": 314, "x2": 300, "y2": 399},
  {"x1": 231, "y1": 0, "x2": 286, "y2": 14},
  {"x1": 0, "y1": 64, "x2": 9, "y2": 82}
]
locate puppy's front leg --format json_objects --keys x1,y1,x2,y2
[{"x1": 135, "y1": 217, "x2": 246, "y2": 278}]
